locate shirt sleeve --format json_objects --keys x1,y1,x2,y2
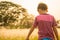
[
  {"x1": 33, "y1": 17, "x2": 38, "y2": 28},
  {"x1": 52, "y1": 17, "x2": 57, "y2": 27}
]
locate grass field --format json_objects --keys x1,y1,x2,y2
[{"x1": 0, "y1": 28, "x2": 60, "y2": 40}]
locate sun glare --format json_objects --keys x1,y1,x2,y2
[{"x1": 0, "y1": 0, "x2": 60, "y2": 20}]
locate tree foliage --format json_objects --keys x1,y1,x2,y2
[
  {"x1": 0, "y1": 1, "x2": 26, "y2": 26},
  {"x1": 20, "y1": 13, "x2": 34, "y2": 28},
  {"x1": 0, "y1": 1, "x2": 34, "y2": 29}
]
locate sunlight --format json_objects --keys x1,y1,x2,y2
[{"x1": 0, "y1": 0, "x2": 60, "y2": 20}]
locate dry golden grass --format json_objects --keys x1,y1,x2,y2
[
  {"x1": 0, "y1": 28, "x2": 60, "y2": 40},
  {"x1": 0, "y1": 28, "x2": 38, "y2": 39}
]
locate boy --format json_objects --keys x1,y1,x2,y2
[{"x1": 26, "y1": 3, "x2": 59, "y2": 40}]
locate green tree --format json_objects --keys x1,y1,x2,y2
[
  {"x1": 0, "y1": 1, "x2": 34, "y2": 29},
  {"x1": 0, "y1": 1, "x2": 26, "y2": 27},
  {"x1": 19, "y1": 12, "x2": 34, "y2": 28}
]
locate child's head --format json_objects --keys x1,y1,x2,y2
[{"x1": 37, "y1": 3, "x2": 48, "y2": 14}]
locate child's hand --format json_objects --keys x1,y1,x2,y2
[
  {"x1": 57, "y1": 38, "x2": 59, "y2": 40},
  {"x1": 26, "y1": 37, "x2": 29, "y2": 40},
  {"x1": 26, "y1": 38, "x2": 29, "y2": 40}
]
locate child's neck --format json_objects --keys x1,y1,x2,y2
[{"x1": 40, "y1": 11, "x2": 47, "y2": 14}]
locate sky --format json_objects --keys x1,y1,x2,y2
[{"x1": 0, "y1": 0, "x2": 60, "y2": 20}]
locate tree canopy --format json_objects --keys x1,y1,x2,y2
[
  {"x1": 0, "y1": 1, "x2": 26, "y2": 26},
  {"x1": 0, "y1": 1, "x2": 34, "y2": 29}
]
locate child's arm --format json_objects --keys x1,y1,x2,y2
[
  {"x1": 52, "y1": 17, "x2": 59, "y2": 40},
  {"x1": 26, "y1": 17, "x2": 38, "y2": 40},
  {"x1": 53, "y1": 26, "x2": 59, "y2": 40},
  {"x1": 26, "y1": 26, "x2": 35, "y2": 40}
]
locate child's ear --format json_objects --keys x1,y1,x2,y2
[
  {"x1": 37, "y1": 9, "x2": 40, "y2": 12},
  {"x1": 46, "y1": 9, "x2": 48, "y2": 12},
  {"x1": 38, "y1": 9, "x2": 42, "y2": 11}
]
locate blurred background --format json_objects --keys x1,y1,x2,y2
[
  {"x1": 0, "y1": 0, "x2": 60, "y2": 40},
  {"x1": 0, "y1": 0, "x2": 35, "y2": 29},
  {"x1": 0, "y1": 0, "x2": 60, "y2": 29}
]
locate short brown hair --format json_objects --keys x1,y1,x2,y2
[{"x1": 37, "y1": 3, "x2": 48, "y2": 11}]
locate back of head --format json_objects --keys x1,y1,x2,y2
[{"x1": 37, "y1": 2, "x2": 48, "y2": 11}]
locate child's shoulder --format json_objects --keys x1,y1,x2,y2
[
  {"x1": 35, "y1": 15, "x2": 40, "y2": 18},
  {"x1": 36, "y1": 14, "x2": 54, "y2": 18},
  {"x1": 48, "y1": 14, "x2": 54, "y2": 17}
]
